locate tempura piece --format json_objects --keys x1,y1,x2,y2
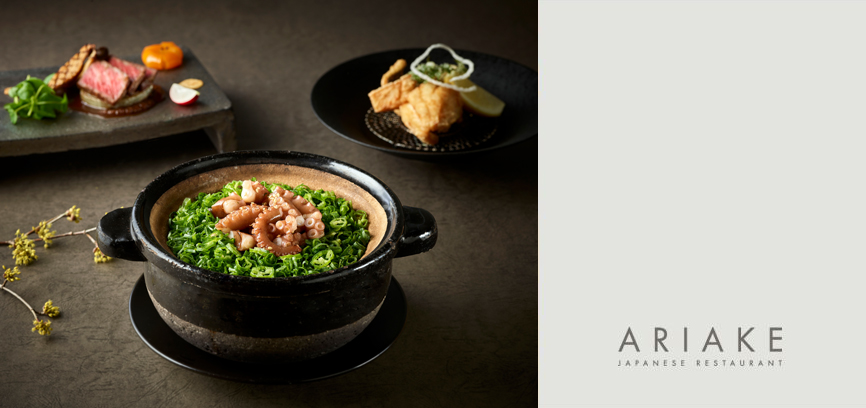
[
  {"x1": 368, "y1": 74, "x2": 416, "y2": 113},
  {"x1": 396, "y1": 82, "x2": 463, "y2": 145},
  {"x1": 380, "y1": 59, "x2": 407, "y2": 86}
]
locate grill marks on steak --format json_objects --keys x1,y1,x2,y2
[
  {"x1": 77, "y1": 61, "x2": 130, "y2": 105},
  {"x1": 108, "y1": 57, "x2": 147, "y2": 93}
]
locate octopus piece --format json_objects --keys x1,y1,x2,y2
[
  {"x1": 289, "y1": 194, "x2": 326, "y2": 239},
  {"x1": 264, "y1": 218, "x2": 298, "y2": 241},
  {"x1": 211, "y1": 193, "x2": 244, "y2": 219},
  {"x1": 270, "y1": 186, "x2": 306, "y2": 228},
  {"x1": 251, "y1": 206, "x2": 302, "y2": 256},
  {"x1": 273, "y1": 218, "x2": 297, "y2": 236},
  {"x1": 273, "y1": 232, "x2": 304, "y2": 250},
  {"x1": 268, "y1": 187, "x2": 298, "y2": 215},
  {"x1": 210, "y1": 182, "x2": 335, "y2": 256},
  {"x1": 241, "y1": 180, "x2": 268, "y2": 204},
  {"x1": 215, "y1": 203, "x2": 265, "y2": 234},
  {"x1": 223, "y1": 199, "x2": 245, "y2": 215},
  {"x1": 289, "y1": 194, "x2": 320, "y2": 218},
  {"x1": 230, "y1": 231, "x2": 257, "y2": 251},
  {"x1": 306, "y1": 226, "x2": 325, "y2": 239}
]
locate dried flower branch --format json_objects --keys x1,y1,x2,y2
[
  {"x1": 42, "y1": 300, "x2": 60, "y2": 318},
  {"x1": 1, "y1": 206, "x2": 107, "y2": 336},
  {"x1": 66, "y1": 205, "x2": 81, "y2": 223},
  {"x1": 10, "y1": 230, "x2": 37, "y2": 265},
  {"x1": 85, "y1": 233, "x2": 112, "y2": 263},
  {"x1": 32, "y1": 320, "x2": 51, "y2": 336},
  {"x1": 2, "y1": 206, "x2": 102, "y2": 265},
  {"x1": 0, "y1": 280, "x2": 55, "y2": 336},
  {"x1": 2, "y1": 265, "x2": 20, "y2": 284},
  {"x1": 32, "y1": 227, "x2": 97, "y2": 243},
  {"x1": 35, "y1": 221, "x2": 56, "y2": 248}
]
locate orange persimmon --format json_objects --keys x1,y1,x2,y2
[{"x1": 141, "y1": 42, "x2": 184, "y2": 70}]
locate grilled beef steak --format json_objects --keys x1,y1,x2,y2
[
  {"x1": 133, "y1": 67, "x2": 158, "y2": 95},
  {"x1": 77, "y1": 60, "x2": 130, "y2": 105},
  {"x1": 108, "y1": 57, "x2": 147, "y2": 92}
]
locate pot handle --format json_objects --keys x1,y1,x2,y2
[
  {"x1": 395, "y1": 206, "x2": 437, "y2": 258},
  {"x1": 97, "y1": 208, "x2": 147, "y2": 262}
]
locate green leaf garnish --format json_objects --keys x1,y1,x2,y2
[
  {"x1": 411, "y1": 60, "x2": 467, "y2": 84},
  {"x1": 3, "y1": 75, "x2": 68, "y2": 125}
]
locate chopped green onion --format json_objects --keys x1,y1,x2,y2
[{"x1": 166, "y1": 180, "x2": 371, "y2": 278}]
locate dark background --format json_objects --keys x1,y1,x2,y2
[{"x1": 0, "y1": 0, "x2": 537, "y2": 406}]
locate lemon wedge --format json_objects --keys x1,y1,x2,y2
[{"x1": 450, "y1": 78, "x2": 505, "y2": 117}]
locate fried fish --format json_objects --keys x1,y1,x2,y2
[
  {"x1": 395, "y1": 82, "x2": 463, "y2": 145},
  {"x1": 368, "y1": 73, "x2": 417, "y2": 113},
  {"x1": 380, "y1": 59, "x2": 407, "y2": 87}
]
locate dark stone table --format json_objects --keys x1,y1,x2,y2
[{"x1": 0, "y1": 1, "x2": 537, "y2": 406}]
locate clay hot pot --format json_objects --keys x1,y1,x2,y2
[{"x1": 97, "y1": 151, "x2": 436, "y2": 363}]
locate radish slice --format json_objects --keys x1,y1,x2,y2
[{"x1": 169, "y1": 83, "x2": 199, "y2": 105}]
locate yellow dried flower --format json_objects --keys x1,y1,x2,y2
[
  {"x1": 93, "y1": 247, "x2": 112, "y2": 264},
  {"x1": 11, "y1": 230, "x2": 37, "y2": 266},
  {"x1": 34, "y1": 220, "x2": 56, "y2": 248},
  {"x1": 32, "y1": 320, "x2": 51, "y2": 336},
  {"x1": 66, "y1": 205, "x2": 81, "y2": 223},
  {"x1": 2, "y1": 265, "x2": 21, "y2": 282},
  {"x1": 42, "y1": 300, "x2": 60, "y2": 318}
]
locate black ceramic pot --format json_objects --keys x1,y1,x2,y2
[{"x1": 97, "y1": 151, "x2": 436, "y2": 363}]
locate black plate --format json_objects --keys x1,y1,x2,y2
[
  {"x1": 311, "y1": 48, "x2": 537, "y2": 158},
  {"x1": 129, "y1": 274, "x2": 407, "y2": 384}
]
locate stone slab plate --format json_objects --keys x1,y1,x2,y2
[{"x1": 0, "y1": 47, "x2": 235, "y2": 157}]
